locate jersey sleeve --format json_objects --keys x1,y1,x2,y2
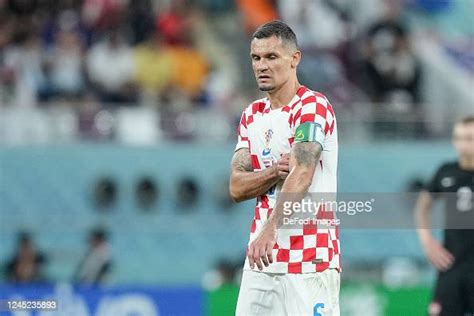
[
  {"x1": 425, "y1": 164, "x2": 445, "y2": 196},
  {"x1": 235, "y1": 111, "x2": 249, "y2": 151},
  {"x1": 292, "y1": 92, "x2": 336, "y2": 148}
]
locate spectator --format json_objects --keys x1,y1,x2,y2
[
  {"x1": 134, "y1": 32, "x2": 174, "y2": 104},
  {"x1": 216, "y1": 260, "x2": 238, "y2": 286},
  {"x1": 86, "y1": 30, "x2": 137, "y2": 104},
  {"x1": 278, "y1": 0, "x2": 347, "y2": 50},
  {"x1": 74, "y1": 228, "x2": 112, "y2": 285},
  {"x1": 81, "y1": 0, "x2": 124, "y2": 33},
  {"x1": 126, "y1": 0, "x2": 155, "y2": 45},
  {"x1": 167, "y1": 35, "x2": 209, "y2": 103},
  {"x1": 237, "y1": 0, "x2": 278, "y2": 35},
  {"x1": 155, "y1": 0, "x2": 193, "y2": 46},
  {"x1": 277, "y1": 1, "x2": 361, "y2": 105},
  {"x1": 205, "y1": 259, "x2": 240, "y2": 316},
  {"x1": 0, "y1": 15, "x2": 15, "y2": 105},
  {"x1": 2, "y1": 32, "x2": 48, "y2": 106},
  {"x1": 362, "y1": 0, "x2": 422, "y2": 105},
  {"x1": 44, "y1": 28, "x2": 85, "y2": 100},
  {"x1": 5, "y1": 232, "x2": 47, "y2": 283}
]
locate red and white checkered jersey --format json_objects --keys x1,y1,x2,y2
[{"x1": 235, "y1": 86, "x2": 340, "y2": 274}]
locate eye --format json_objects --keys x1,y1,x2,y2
[
  {"x1": 252, "y1": 55, "x2": 260, "y2": 61},
  {"x1": 268, "y1": 54, "x2": 277, "y2": 60}
]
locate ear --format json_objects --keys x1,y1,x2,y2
[{"x1": 291, "y1": 50, "x2": 301, "y2": 69}]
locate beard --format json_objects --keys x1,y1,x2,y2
[{"x1": 258, "y1": 84, "x2": 275, "y2": 92}]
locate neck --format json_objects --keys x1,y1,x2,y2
[
  {"x1": 459, "y1": 156, "x2": 474, "y2": 170},
  {"x1": 267, "y1": 77, "x2": 301, "y2": 110}
]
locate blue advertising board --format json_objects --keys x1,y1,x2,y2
[{"x1": 0, "y1": 284, "x2": 203, "y2": 316}]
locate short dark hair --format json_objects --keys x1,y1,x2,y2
[
  {"x1": 458, "y1": 115, "x2": 474, "y2": 125},
  {"x1": 90, "y1": 228, "x2": 108, "y2": 242},
  {"x1": 252, "y1": 20, "x2": 298, "y2": 48}
]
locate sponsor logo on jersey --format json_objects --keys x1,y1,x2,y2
[
  {"x1": 263, "y1": 159, "x2": 273, "y2": 169},
  {"x1": 441, "y1": 177, "x2": 455, "y2": 187},
  {"x1": 313, "y1": 303, "x2": 325, "y2": 316}
]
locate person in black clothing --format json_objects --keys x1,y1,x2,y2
[
  {"x1": 415, "y1": 116, "x2": 474, "y2": 316},
  {"x1": 363, "y1": 2, "x2": 422, "y2": 104},
  {"x1": 5, "y1": 232, "x2": 47, "y2": 283}
]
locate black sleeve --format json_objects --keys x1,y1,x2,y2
[
  {"x1": 4, "y1": 258, "x2": 16, "y2": 281},
  {"x1": 95, "y1": 261, "x2": 112, "y2": 285},
  {"x1": 425, "y1": 165, "x2": 445, "y2": 194}
]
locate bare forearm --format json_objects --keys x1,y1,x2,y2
[
  {"x1": 229, "y1": 148, "x2": 280, "y2": 202},
  {"x1": 415, "y1": 191, "x2": 434, "y2": 244},
  {"x1": 268, "y1": 142, "x2": 321, "y2": 227},
  {"x1": 230, "y1": 167, "x2": 279, "y2": 202},
  {"x1": 268, "y1": 168, "x2": 311, "y2": 226}
]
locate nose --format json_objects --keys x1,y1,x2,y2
[{"x1": 255, "y1": 59, "x2": 269, "y2": 73}]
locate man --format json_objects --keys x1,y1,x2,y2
[
  {"x1": 5, "y1": 232, "x2": 47, "y2": 283},
  {"x1": 415, "y1": 116, "x2": 474, "y2": 316},
  {"x1": 229, "y1": 21, "x2": 340, "y2": 315},
  {"x1": 74, "y1": 228, "x2": 112, "y2": 285}
]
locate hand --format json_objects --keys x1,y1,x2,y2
[
  {"x1": 276, "y1": 153, "x2": 290, "y2": 180},
  {"x1": 422, "y1": 237, "x2": 455, "y2": 271},
  {"x1": 248, "y1": 223, "x2": 277, "y2": 271}
]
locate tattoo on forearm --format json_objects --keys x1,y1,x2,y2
[
  {"x1": 231, "y1": 148, "x2": 253, "y2": 172},
  {"x1": 293, "y1": 142, "x2": 322, "y2": 167}
]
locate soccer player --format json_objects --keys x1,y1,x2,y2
[
  {"x1": 229, "y1": 21, "x2": 340, "y2": 315},
  {"x1": 415, "y1": 116, "x2": 474, "y2": 316}
]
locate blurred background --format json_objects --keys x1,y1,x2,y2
[{"x1": 0, "y1": 0, "x2": 472, "y2": 315}]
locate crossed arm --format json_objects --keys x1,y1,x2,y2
[
  {"x1": 266, "y1": 142, "x2": 322, "y2": 226},
  {"x1": 230, "y1": 142, "x2": 323, "y2": 270},
  {"x1": 229, "y1": 148, "x2": 289, "y2": 202}
]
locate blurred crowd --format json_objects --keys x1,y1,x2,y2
[
  {"x1": 0, "y1": 0, "x2": 218, "y2": 109},
  {"x1": 0, "y1": 0, "x2": 471, "y2": 140},
  {"x1": 4, "y1": 229, "x2": 112, "y2": 285}
]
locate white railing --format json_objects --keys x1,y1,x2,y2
[{"x1": 0, "y1": 102, "x2": 468, "y2": 145}]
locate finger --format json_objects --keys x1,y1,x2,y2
[
  {"x1": 437, "y1": 259, "x2": 448, "y2": 271},
  {"x1": 278, "y1": 160, "x2": 290, "y2": 167},
  {"x1": 432, "y1": 256, "x2": 446, "y2": 271},
  {"x1": 438, "y1": 261, "x2": 450, "y2": 271},
  {"x1": 436, "y1": 254, "x2": 452, "y2": 270},
  {"x1": 439, "y1": 250, "x2": 454, "y2": 264},
  {"x1": 248, "y1": 245, "x2": 255, "y2": 269},
  {"x1": 277, "y1": 164, "x2": 289, "y2": 174},
  {"x1": 428, "y1": 252, "x2": 443, "y2": 269},
  {"x1": 253, "y1": 248, "x2": 263, "y2": 271},
  {"x1": 266, "y1": 244, "x2": 273, "y2": 264},
  {"x1": 260, "y1": 247, "x2": 269, "y2": 267},
  {"x1": 278, "y1": 171, "x2": 289, "y2": 179},
  {"x1": 435, "y1": 253, "x2": 449, "y2": 268},
  {"x1": 279, "y1": 164, "x2": 290, "y2": 172},
  {"x1": 442, "y1": 249, "x2": 455, "y2": 262},
  {"x1": 439, "y1": 253, "x2": 454, "y2": 268},
  {"x1": 441, "y1": 252, "x2": 454, "y2": 266},
  {"x1": 255, "y1": 253, "x2": 264, "y2": 270}
]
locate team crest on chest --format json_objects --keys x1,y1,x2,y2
[{"x1": 262, "y1": 129, "x2": 274, "y2": 156}]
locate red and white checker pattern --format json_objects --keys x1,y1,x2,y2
[
  {"x1": 289, "y1": 88, "x2": 336, "y2": 136},
  {"x1": 235, "y1": 86, "x2": 340, "y2": 274}
]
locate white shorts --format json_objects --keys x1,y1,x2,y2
[{"x1": 236, "y1": 269, "x2": 340, "y2": 316}]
